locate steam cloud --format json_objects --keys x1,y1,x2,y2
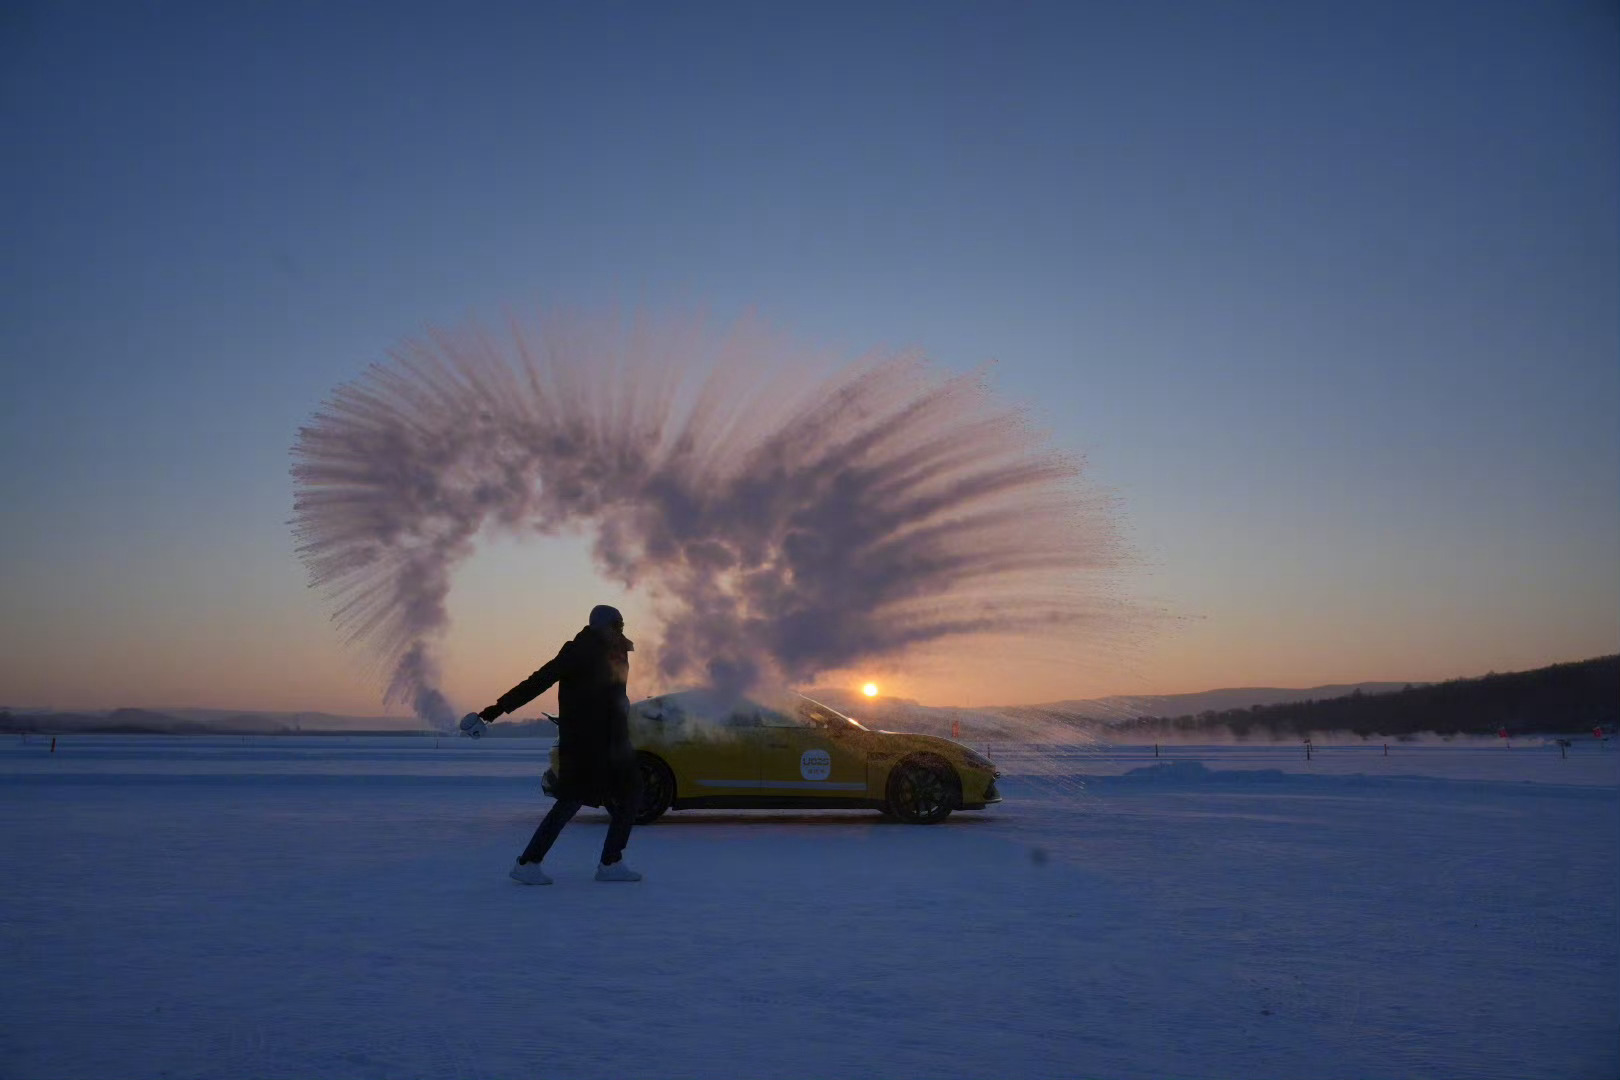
[{"x1": 290, "y1": 313, "x2": 1130, "y2": 728}]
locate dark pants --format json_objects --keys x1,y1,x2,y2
[{"x1": 520, "y1": 764, "x2": 641, "y2": 866}]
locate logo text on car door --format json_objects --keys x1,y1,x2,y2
[{"x1": 800, "y1": 749, "x2": 831, "y2": 780}]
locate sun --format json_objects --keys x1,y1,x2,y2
[{"x1": 862, "y1": 683, "x2": 879, "y2": 698}]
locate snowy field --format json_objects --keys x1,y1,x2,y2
[{"x1": 3, "y1": 734, "x2": 1616, "y2": 1080}]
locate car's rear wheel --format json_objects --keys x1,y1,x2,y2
[
  {"x1": 635, "y1": 753, "x2": 675, "y2": 825},
  {"x1": 886, "y1": 757, "x2": 958, "y2": 824}
]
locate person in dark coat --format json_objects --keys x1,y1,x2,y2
[{"x1": 476, "y1": 604, "x2": 643, "y2": 883}]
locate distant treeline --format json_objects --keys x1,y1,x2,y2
[
  {"x1": 1125, "y1": 655, "x2": 1618, "y2": 739},
  {"x1": 0, "y1": 708, "x2": 258, "y2": 735},
  {"x1": 0, "y1": 707, "x2": 405, "y2": 737},
  {"x1": 0, "y1": 706, "x2": 553, "y2": 737}
]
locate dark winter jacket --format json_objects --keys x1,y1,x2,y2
[{"x1": 494, "y1": 626, "x2": 633, "y2": 805}]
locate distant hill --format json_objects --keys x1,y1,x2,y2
[
  {"x1": 5, "y1": 656, "x2": 1613, "y2": 739},
  {"x1": 0, "y1": 704, "x2": 563, "y2": 737},
  {"x1": 0, "y1": 707, "x2": 426, "y2": 736},
  {"x1": 1018, "y1": 683, "x2": 1421, "y2": 725},
  {"x1": 162, "y1": 708, "x2": 425, "y2": 732},
  {"x1": 1121, "y1": 655, "x2": 1618, "y2": 740},
  {"x1": 804, "y1": 681, "x2": 1414, "y2": 724},
  {"x1": 809, "y1": 659, "x2": 1614, "y2": 741},
  {"x1": 804, "y1": 680, "x2": 1418, "y2": 739}
]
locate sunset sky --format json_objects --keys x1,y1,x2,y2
[{"x1": 2, "y1": 1, "x2": 1615, "y2": 714}]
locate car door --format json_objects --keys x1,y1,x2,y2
[
  {"x1": 755, "y1": 703, "x2": 869, "y2": 800},
  {"x1": 661, "y1": 705, "x2": 762, "y2": 799}
]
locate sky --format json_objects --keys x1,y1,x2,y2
[{"x1": 1, "y1": 0, "x2": 1615, "y2": 714}]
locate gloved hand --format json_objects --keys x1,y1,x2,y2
[{"x1": 478, "y1": 705, "x2": 504, "y2": 723}]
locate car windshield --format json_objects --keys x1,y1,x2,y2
[
  {"x1": 796, "y1": 697, "x2": 868, "y2": 731},
  {"x1": 636, "y1": 690, "x2": 868, "y2": 731}
]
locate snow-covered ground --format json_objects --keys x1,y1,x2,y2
[{"x1": 3, "y1": 735, "x2": 1616, "y2": 1079}]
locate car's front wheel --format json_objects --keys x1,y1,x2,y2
[
  {"x1": 635, "y1": 753, "x2": 675, "y2": 825},
  {"x1": 886, "y1": 757, "x2": 958, "y2": 824}
]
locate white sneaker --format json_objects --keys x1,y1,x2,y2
[
  {"x1": 594, "y1": 861, "x2": 642, "y2": 882},
  {"x1": 509, "y1": 860, "x2": 553, "y2": 885}
]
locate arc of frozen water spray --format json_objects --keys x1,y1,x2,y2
[{"x1": 290, "y1": 312, "x2": 1131, "y2": 729}]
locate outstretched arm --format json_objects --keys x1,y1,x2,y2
[{"x1": 480, "y1": 642, "x2": 578, "y2": 720}]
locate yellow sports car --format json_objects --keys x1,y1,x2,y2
[{"x1": 541, "y1": 690, "x2": 1001, "y2": 824}]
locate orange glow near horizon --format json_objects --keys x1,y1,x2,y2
[{"x1": 862, "y1": 682, "x2": 879, "y2": 698}]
